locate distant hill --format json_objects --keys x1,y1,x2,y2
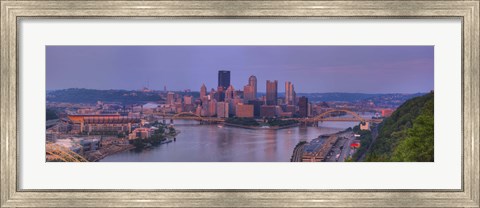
[
  {"x1": 365, "y1": 92, "x2": 434, "y2": 162},
  {"x1": 47, "y1": 88, "x2": 164, "y2": 104},
  {"x1": 262, "y1": 92, "x2": 425, "y2": 103},
  {"x1": 296, "y1": 92, "x2": 382, "y2": 102}
]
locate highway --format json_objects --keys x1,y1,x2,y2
[{"x1": 324, "y1": 130, "x2": 355, "y2": 162}]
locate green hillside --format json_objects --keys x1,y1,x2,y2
[{"x1": 366, "y1": 92, "x2": 434, "y2": 162}]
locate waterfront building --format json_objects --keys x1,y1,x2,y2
[
  {"x1": 285, "y1": 81, "x2": 296, "y2": 105},
  {"x1": 217, "y1": 102, "x2": 229, "y2": 118},
  {"x1": 299, "y1": 96, "x2": 308, "y2": 117},
  {"x1": 236, "y1": 104, "x2": 254, "y2": 118},
  {"x1": 208, "y1": 100, "x2": 217, "y2": 117},
  {"x1": 260, "y1": 105, "x2": 276, "y2": 118},
  {"x1": 247, "y1": 100, "x2": 263, "y2": 117},
  {"x1": 128, "y1": 127, "x2": 154, "y2": 140},
  {"x1": 229, "y1": 97, "x2": 244, "y2": 116},
  {"x1": 200, "y1": 84, "x2": 207, "y2": 99},
  {"x1": 266, "y1": 80, "x2": 278, "y2": 106},
  {"x1": 218, "y1": 70, "x2": 230, "y2": 90}
]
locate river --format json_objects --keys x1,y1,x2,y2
[{"x1": 99, "y1": 116, "x2": 372, "y2": 162}]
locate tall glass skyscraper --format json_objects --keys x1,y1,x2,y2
[{"x1": 218, "y1": 70, "x2": 230, "y2": 90}]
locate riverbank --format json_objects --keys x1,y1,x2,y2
[
  {"x1": 224, "y1": 122, "x2": 300, "y2": 130},
  {"x1": 86, "y1": 144, "x2": 135, "y2": 162}
]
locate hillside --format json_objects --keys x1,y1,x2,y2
[
  {"x1": 47, "y1": 88, "x2": 164, "y2": 104},
  {"x1": 365, "y1": 92, "x2": 434, "y2": 162}
]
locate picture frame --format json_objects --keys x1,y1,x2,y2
[{"x1": 1, "y1": 0, "x2": 478, "y2": 207}]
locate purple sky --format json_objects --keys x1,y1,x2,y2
[{"x1": 46, "y1": 46, "x2": 434, "y2": 93}]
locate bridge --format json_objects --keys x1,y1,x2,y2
[
  {"x1": 288, "y1": 109, "x2": 383, "y2": 123},
  {"x1": 154, "y1": 109, "x2": 382, "y2": 124},
  {"x1": 157, "y1": 112, "x2": 225, "y2": 123},
  {"x1": 46, "y1": 143, "x2": 88, "y2": 162}
]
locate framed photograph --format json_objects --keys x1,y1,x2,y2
[{"x1": 1, "y1": 0, "x2": 478, "y2": 207}]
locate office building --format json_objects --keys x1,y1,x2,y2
[
  {"x1": 225, "y1": 85, "x2": 235, "y2": 100},
  {"x1": 208, "y1": 100, "x2": 217, "y2": 117},
  {"x1": 299, "y1": 96, "x2": 308, "y2": 117},
  {"x1": 218, "y1": 70, "x2": 230, "y2": 90},
  {"x1": 243, "y1": 85, "x2": 255, "y2": 101},
  {"x1": 248, "y1": 75, "x2": 257, "y2": 99},
  {"x1": 200, "y1": 84, "x2": 207, "y2": 99},
  {"x1": 215, "y1": 86, "x2": 225, "y2": 102},
  {"x1": 285, "y1": 81, "x2": 296, "y2": 105},
  {"x1": 247, "y1": 100, "x2": 263, "y2": 117},
  {"x1": 236, "y1": 104, "x2": 254, "y2": 118},
  {"x1": 217, "y1": 102, "x2": 229, "y2": 118},
  {"x1": 260, "y1": 105, "x2": 277, "y2": 118},
  {"x1": 266, "y1": 80, "x2": 278, "y2": 106}
]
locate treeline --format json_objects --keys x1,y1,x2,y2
[
  {"x1": 365, "y1": 92, "x2": 434, "y2": 162},
  {"x1": 225, "y1": 117, "x2": 260, "y2": 126},
  {"x1": 266, "y1": 118, "x2": 299, "y2": 127},
  {"x1": 47, "y1": 88, "x2": 164, "y2": 104}
]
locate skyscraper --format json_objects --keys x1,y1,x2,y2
[
  {"x1": 243, "y1": 85, "x2": 254, "y2": 101},
  {"x1": 285, "y1": 81, "x2": 296, "y2": 105},
  {"x1": 200, "y1": 84, "x2": 207, "y2": 98},
  {"x1": 215, "y1": 86, "x2": 225, "y2": 102},
  {"x1": 225, "y1": 85, "x2": 235, "y2": 100},
  {"x1": 218, "y1": 70, "x2": 230, "y2": 90},
  {"x1": 299, "y1": 96, "x2": 308, "y2": 118},
  {"x1": 266, "y1": 80, "x2": 278, "y2": 106},
  {"x1": 248, "y1": 75, "x2": 257, "y2": 99}
]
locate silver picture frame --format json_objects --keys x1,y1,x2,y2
[{"x1": 1, "y1": 0, "x2": 479, "y2": 207}]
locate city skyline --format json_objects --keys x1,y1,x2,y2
[{"x1": 46, "y1": 46, "x2": 434, "y2": 94}]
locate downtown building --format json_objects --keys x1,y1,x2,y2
[
  {"x1": 218, "y1": 70, "x2": 230, "y2": 90},
  {"x1": 235, "y1": 104, "x2": 254, "y2": 118},
  {"x1": 298, "y1": 96, "x2": 309, "y2": 118},
  {"x1": 243, "y1": 75, "x2": 257, "y2": 101},
  {"x1": 266, "y1": 80, "x2": 278, "y2": 106},
  {"x1": 217, "y1": 102, "x2": 229, "y2": 118},
  {"x1": 285, "y1": 81, "x2": 296, "y2": 105}
]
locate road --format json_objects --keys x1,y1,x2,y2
[{"x1": 324, "y1": 130, "x2": 355, "y2": 162}]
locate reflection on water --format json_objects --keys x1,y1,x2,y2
[{"x1": 100, "y1": 119, "x2": 360, "y2": 162}]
